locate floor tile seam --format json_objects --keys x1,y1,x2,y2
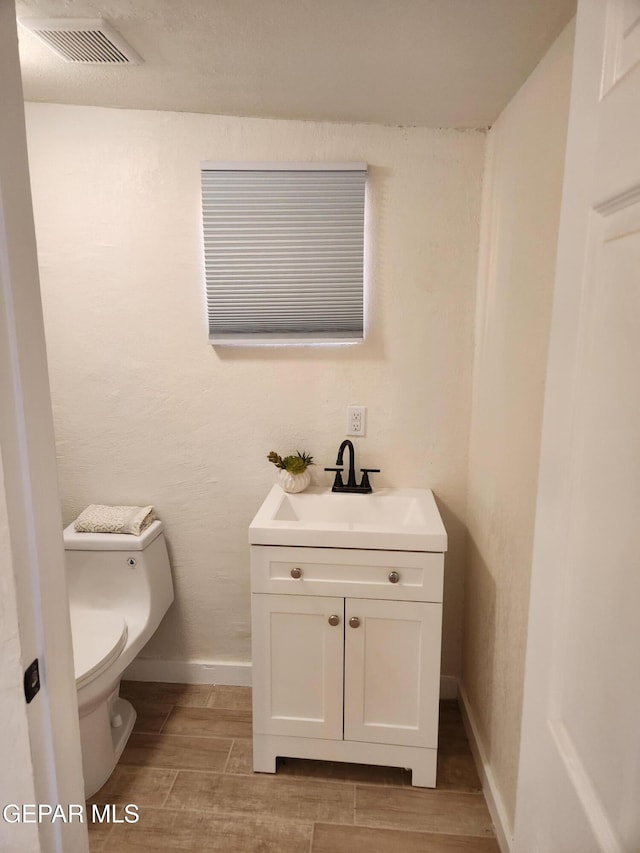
[
  {"x1": 122, "y1": 686, "x2": 212, "y2": 691},
  {"x1": 159, "y1": 801, "x2": 349, "y2": 826},
  {"x1": 224, "y1": 762, "x2": 480, "y2": 794},
  {"x1": 221, "y1": 768, "x2": 411, "y2": 789},
  {"x1": 159, "y1": 729, "x2": 252, "y2": 739},
  {"x1": 172, "y1": 702, "x2": 251, "y2": 712},
  {"x1": 222, "y1": 740, "x2": 235, "y2": 776},
  {"x1": 126, "y1": 731, "x2": 235, "y2": 746},
  {"x1": 126, "y1": 696, "x2": 196, "y2": 706},
  {"x1": 127, "y1": 803, "x2": 318, "y2": 826},
  {"x1": 116, "y1": 762, "x2": 230, "y2": 775},
  {"x1": 313, "y1": 819, "x2": 495, "y2": 839},
  {"x1": 352, "y1": 819, "x2": 497, "y2": 839},
  {"x1": 222, "y1": 739, "x2": 234, "y2": 773},
  {"x1": 166, "y1": 767, "x2": 358, "y2": 793},
  {"x1": 155, "y1": 705, "x2": 175, "y2": 734},
  {"x1": 299, "y1": 776, "x2": 410, "y2": 791},
  {"x1": 159, "y1": 769, "x2": 180, "y2": 807},
  {"x1": 175, "y1": 703, "x2": 249, "y2": 711},
  {"x1": 169, "y1": 713, "x2": 253, "y2": 722},
  {"x1": 354, "y1": 783, "x2": 491, "y2": 798},
  {"x1": 139, "y1": 724, "x2": 245, "y2": 734},
  {"x1": 435, "y1": 786, "x2": 485, "y2": 794},
  {"x1": 151, "y1": 767, "x2": 232, "y2": 779}
]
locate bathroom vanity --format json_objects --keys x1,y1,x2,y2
[{"x1": 249, "y1": 485, "x2": 447, "y2": 787}]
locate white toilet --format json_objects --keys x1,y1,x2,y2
[{"x1": 63, "y1": 519, "x2": 174, "y2": 798}]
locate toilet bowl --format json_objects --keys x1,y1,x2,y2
[{"x1": 64, "y1": 519, "x2": 174, "y2": 798}]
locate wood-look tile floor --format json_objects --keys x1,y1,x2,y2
[{"x1": 87, "y1": 683, "x2": 498, "y2": 853}]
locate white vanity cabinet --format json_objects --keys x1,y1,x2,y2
[{"x1": 250, "y1": 543, "x2": 445, "y2": 787}]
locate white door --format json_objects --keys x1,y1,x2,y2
[
  {"x1": 515, "y1": 1, "x2": 640, "y2": 850},
  {"x1": 251, "y1": 594, "x2": 344, "y2": 739},
  {"x1": 1, "y1": 5, "x2": 88, "y2": 853},
  {"x1": 344, "y1": 598, "x2": 441, "y2": 748}
]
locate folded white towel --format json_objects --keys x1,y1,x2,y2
[{"x1": 74, "y1": 504, "x2": 156, "y2": 536}]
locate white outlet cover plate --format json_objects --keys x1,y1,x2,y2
[{"x1": 347, "y1": 405, "x2": 366, "y2": 436}]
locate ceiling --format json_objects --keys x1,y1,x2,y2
[{"x1": 15, "y1": 0, "x2": 576, "y2": 128}]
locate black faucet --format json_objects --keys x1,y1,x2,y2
[{"x1": 324, "y1": 439, "x2": 380, "y2": 494}]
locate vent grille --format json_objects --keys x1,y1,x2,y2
[{"x1": 19, "y1": 18, "x2": 142, "y2": 64}]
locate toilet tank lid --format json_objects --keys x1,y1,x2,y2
[{"x1": 63, "y1": 519, "x2": 164, "y2": 551}]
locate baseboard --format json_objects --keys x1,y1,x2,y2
[
  {"x1": 439, "y1": 674, "x2": 459, "y2": 700},
  {"x1": 123, "y1": 657, "x2": 252, "y2": 686},
  {"x1": 124, "y1": 659, "x2": 458, "y2": 701},
  {"x1": 458, "y1": 682, "x2": 513, "y2": 853}
]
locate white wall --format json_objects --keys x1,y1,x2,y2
[
  {"x1": 25, "y1": 104, "x2": 485, "y2": 681},
  {"x1": 462, "y1": 21, "x2": 574, "y2": 836}
]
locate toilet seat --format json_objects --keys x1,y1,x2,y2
[{"x1": 70, "y1": 606, "x2": 128, "y2": 690}]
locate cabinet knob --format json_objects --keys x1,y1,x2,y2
[
  {"x1": 388, "y1": 571, "x2": 400, "y2": 584},
  {"x1": 290, "y1": 567, "x2": 302, "y2": 579},
  {"x1": 328, "y1": 614, "x2": 340, "y2": 626},
  {"x1": 349, "y1": 616, "x2": 361, "y2": 629}
]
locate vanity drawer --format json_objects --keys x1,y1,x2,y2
[{"x1": 250, "y1": 545, "x2": 444, "y2": 603}]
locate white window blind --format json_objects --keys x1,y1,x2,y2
[{"x1": 200, "y1": 162, "x2": 367, "y2": 344}]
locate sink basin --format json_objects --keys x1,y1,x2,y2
[{"x1": 249, "y1": 486, "x2": 447, "y2": 551}]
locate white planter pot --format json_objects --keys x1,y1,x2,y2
[{"x1": 276, "y1": 468, "x2": 312, "y2": 494}]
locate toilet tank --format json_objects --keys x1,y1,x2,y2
[{"x1": 63, "y1": 520, "x2": 174, "y2": 640}]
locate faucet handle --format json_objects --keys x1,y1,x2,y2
[
  {"x1": 324, "y1": 467, "x2": 344, "y2": 492},
  {"x1": 359, "y1": 468, "x2": 380, "y2": 493}
]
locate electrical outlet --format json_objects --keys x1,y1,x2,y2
[{"x1": 347, "y1": 405, "x2": 366, "y2": 436}]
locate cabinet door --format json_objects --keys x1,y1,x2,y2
[
  {"x1": 344, "y1": 598, "x2": 442, "y2": 748},
  {"x1": 252, "y1": 593, "x2": 344, "y2": 740}
]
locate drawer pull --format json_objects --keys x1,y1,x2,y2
[
  {"x1": 349, "y1": 616, "x2": 361, "y2": 629},
  {"x1": 328, "y1": 614, "x2": 340, "y2": 627},
  {"x1": 388, "y1": 571, "x2": 400, "y2": 584},
  {"x1": 290, "y1": 567, "x2": 302, "y2": 579}
]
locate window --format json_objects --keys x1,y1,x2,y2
[{"x1": 200, "y1": 162, "x2": 367, "y2": 345}]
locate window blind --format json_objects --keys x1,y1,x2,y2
[{"x1": 200, "y1": 162, "x2": 367, "y2": 344}]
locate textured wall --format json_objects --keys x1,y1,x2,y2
[
  {"x1": 25, "y1": 103, "x2": 484, "y2": 679},
  {"x1": 463, "y1": 22, "x2": 574, "y2": 830}
]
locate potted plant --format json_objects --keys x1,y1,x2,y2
[{"x1": 268, "y1": 450, "x2": 314, "y2": 494}]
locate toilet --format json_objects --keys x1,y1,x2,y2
[{"x1": 63, "y1": 519, "x2": 174, "y2": 798}]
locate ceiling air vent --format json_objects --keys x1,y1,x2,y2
[{"x1": 19, "y1": 18, "x2": 143, "y2": 64}]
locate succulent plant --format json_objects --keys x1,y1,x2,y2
[{"x1": 268, "y1": 450, "x2": 314, "y2": 475}]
